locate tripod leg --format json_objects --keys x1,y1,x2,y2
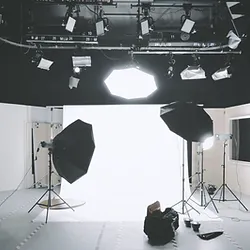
[
  {"x1": 52, "y1": 190, "x2": 75, "y2": 212},
  {"x1": 184, "y1": 202, "x2": 190, "y2": 218},
  {"x1": 219, "y1": 185, "x2": 224, "y2": 202},
  {"x1": 204, "y1": 185, "x2": 222, "y2": 209},
  {"x1": 185, "y1": 201, "x2": 200, "y2": 214},
  {"x1": 225, "y1": 185, "x2": 248, "y2": 211},
  {"x1": 45, "y1": 189, "x2": 52, "y2": 224},
  {"x1": 171, "y1": 200, "x2": 182, "y2": 209},
  {"x1": 187, "y1": 184, "x2": 200, "y2": 202},
  {"x1": 204, "y1": 186, "x2": 219, "y2": 213},
  {"x1": 203, "y1": 188, "x2": 207, "y2": 206},
  {"x1": 28, "y1": 189, "x2": 49, "y2": 213}
]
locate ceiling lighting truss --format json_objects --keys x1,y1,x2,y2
[{"x1": 21, "y1": 0, "x2": 247, "y2": 53}]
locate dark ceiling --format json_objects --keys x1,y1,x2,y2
[{"x1": 0, "y1": 0, "x2": 250, "y2": 108}]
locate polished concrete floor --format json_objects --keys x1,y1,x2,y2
[{"x1": 0, "y1": 187, "x2": 250, "y2": 250}]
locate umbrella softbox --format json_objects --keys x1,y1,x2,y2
[
  {"x1": 52, "y1": 119, "x2": 95, "y2": 184},
  {"x1": 160, "y1": 102, "x2": 213, "y2": 142}
]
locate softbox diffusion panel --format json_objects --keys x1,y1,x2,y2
[
  {"x1": 160, "y1": 102, "x2": 213, "y2": 142},
  {"x1": 52, "y1": 119, "x2": 95, "y2": 184}
]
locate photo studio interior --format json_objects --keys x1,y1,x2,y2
[{"x1": 0, "y1": 0, "x2": 250, "y2": 250}]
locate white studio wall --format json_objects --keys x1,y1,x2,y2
[
  {"x1": 0, "y1": 103, "x2": 29, "y2": 192},
  {"x1": 60, "y1": 105, "x2": 191, "y2": 221},
  {"x1": 0, "y1": 103, "x2": 63, "y2": 192},
  {"x1": 225, "y1": 104, "x2": 250, "y2": 196}
]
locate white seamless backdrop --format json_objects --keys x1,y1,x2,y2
[{"x1": 59, "y1": 105, "x2": 192, "y2": 221}]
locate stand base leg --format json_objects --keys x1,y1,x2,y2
[
  {"x1": 204, "y1": 184, "x2": 248, "y2": 212},
  {"x1": 28, "y1": 188, "x2": 75, "y2": 223},
  {"x1": 171, "y1": 199, "x2": 200, "y2": 218},
  {"x1": 204, "y1": 186, "x2": 219, "y2": 213},
  {"x1": 225, "y1": 185, "x2": 248, "y2": 211},
  {"x1": 52, "y1": 190, "x2": 75, "y2": 212},
  {"x1": 28, "y1": 189, "x2": 49, "y2": 213}
]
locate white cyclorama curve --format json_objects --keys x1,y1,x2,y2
[{"x1": 61, "y1": 105, "x2": 190, "y2": 220}]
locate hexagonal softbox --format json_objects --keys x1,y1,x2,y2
[
  {"x1": 52, "y1": 119, "x2": 95, "y2": 184},
  {"x1": 160, "y1": 102, "x2": 213, "y2": 142}
]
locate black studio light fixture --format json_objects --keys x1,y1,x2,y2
[{"x1": 160, "y1": 102, "x2": 213, "y2": 143}]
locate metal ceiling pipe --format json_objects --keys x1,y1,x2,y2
[
  {"x1": 132, "y1": 51, "x2": 242, "y2": 55},
  {"x1": 102, "y1": 13, "x2": 140, "y2": 16},
  {"x1": 130, "y1": 3, "x2": 215, "y2": 8},
  {"x1": 0, "y1": 37, "x2": 242, "y2": 54}
]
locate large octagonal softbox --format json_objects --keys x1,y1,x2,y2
[
  {"x1": 52, "y1": 119, "x2": 95, "y2": 184},
  {"x1": 160, "y1": 102, "x2": 213, "y2": 142}
]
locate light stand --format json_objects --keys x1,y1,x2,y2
[
  {"x1": 171, "y1": 139, "x2": 200, "y2": 217},
  {"x1": 187, "y1": 145, "x2": 218, "y2": 213},
  {"x1": 204, "y1": 139, "x2": 248, "y2": 212},
  {"x1": 28, "y1": 148, "x2": 75, "y2": 223}
]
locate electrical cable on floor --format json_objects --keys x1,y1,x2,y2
[{"x1": 0, "y1": 144, "x2": 41, "y2": 209}]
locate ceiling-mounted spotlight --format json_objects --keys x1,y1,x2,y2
[
  {"x1": 139, "y1": 4, "x2": 154, "y2": 36},
  {"x1": 227, "y1": 30, "x2": 241, "y2": 49},
  {"x1": 63, "y1": 4, "x2": 80, "y2": 33},
  {"x1": 31, "y1": 50, "x2": 53, "y2": 71},
  {"x1": 73, "y1": 66, "x2": 81, "y2": 74},
  {"x1": 140, "y1": 5, "x2": 154, "y2": 36},
  {"x1": 180, "y1": 55, "x2": 206, "y2": 80},
  {"x1": 166, "y1": 54, "x2": 175, "y2": 79},
  {"x1": 95, "y1": 7, "x2": 109, "y2": 36},
  {"x1": 69, "y1": 55, "x2": 91, "y2": 90},
  {"x1": 181, "y1": 18, "x2": 195, "y2": 34},
  {"x1": 0, "y1": 5, "x2": 6, "y2": 25},
  {"x1": 72, "y1": 56, "x2": 91, "y2": 68},
  {"x1": 141, "y1": 17, "x2": 154, "y2": 36},
  {"x1": 180, "y1": 3, "x2": 195, "y2": 41},
  {"x1": 96, "y1": 18, "x2": 109, "y2": 36},
  {"x1": 212, "y1": 67, "x2": 232, "y2": 81},
  {"x1": 212, "y1": 55, "x2": 233, "y2": 81},
  {"x1": 69, "y1": 76, "x2": 80, "y2": 89}
]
